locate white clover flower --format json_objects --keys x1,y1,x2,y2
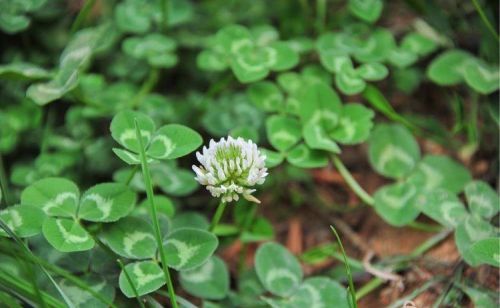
[{"x1": 192, "y1": 136, "x2": 268, "y2": 203}]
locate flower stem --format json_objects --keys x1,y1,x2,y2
[
  {"x1": 331, "y1": 155, "x2": 374, "y2": 206},
  {"x1": 209, "y1": 201, "x2": 226, "y2": 232},
  {"x1": 134, "y1": 120, "x2": 178, "y2": 308}
]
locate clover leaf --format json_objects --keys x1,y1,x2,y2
[
  {"x1": 122, "y1": 34, "x2": 178, "y2": 68},
  {"x1": 348, "y1": 0, "x2": 383, "y2": 23},
  {"x1": 180, "y1": 256, "x2": 230, "y2": 300},
  {"x1": 118, "y1": 260, "x2": 166, "y2": 297},
  {"x1": 0, "y1": 204, "x2": 44, "y2": 238},
  {"x1": 198, "y1": 24, "x2": 299, "y2": 83},
  {"x1": 426, "y1": 49, "x2": 473, "y2": 85},
  {"x1": 374, "y1": 182, "x2": 420, "y2": 226},
  {"x1": 163, "y1": 228, "x2": 219, "y2": 271},
  {"x1": 110, "y1": 110, "x2": 202, "y2": 165},
  {"x1": 368, "y1": 124, "x2": 421, "y2": 179},
  {"x1": 27, "y1": 24, "x2": 111, "y2": 105},
  {"x1": 100, "y1": 216, "x2": 157, "y2": 259},
  {"x1": 255, "y1": 242, "x2": 303, "y2": 297}
]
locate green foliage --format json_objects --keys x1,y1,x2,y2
[
  {"x1": 255, "y1": 242, "x2": 350, "y2": 307},
  {"x1": 0, "y1": 0, "x2": 498, "y2": 306}
]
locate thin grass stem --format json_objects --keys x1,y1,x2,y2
[{"x1": 134, "y1": 119, "x2": 178, "y2": 308}]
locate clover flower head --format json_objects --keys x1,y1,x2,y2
[{"x1": 192, "y1": 136, "x2": 268, "y2": 203}]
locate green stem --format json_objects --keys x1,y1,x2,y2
[
  {"x1": 118, "y1": 259, "x2": 146, "y2": 308},
  {"x1": 70, "y1": 0, "x2": 97, "y2": 34},
  {"x1": 407, "y1": 221, "x2": 443, "y2": 233},
  {"x1": 0, "y1": 154, "x2": 11, "y2": 207},
  {"x1": 209, "y1": 201, "x2": 227, "y2": 232},
  {"x1": 316, "y1": 0, "x2": 327, "y2": 34},
  {"x1": 161, "y1": 0, "x2": 169, "y2": 32},
  {"x1": 470, "y1": 0, "x2": 499, "y2": 42},
  {"x1": 134, "y1": 120, "x2": 178, "y2": 308},
  {"x1": 355, "y1": 277, "x2": 384, "y2": 301},
  {"x1": 409, "y1": 229, "x2": 452, "y2": 258},
  {"x1": 130, "y1": 68, "x2": 159, "y2": 108},
  {"x1": 330, "y1": 226, "x2": 357, "y2": 308},
  {"x1": 125, "y1": 165, "x2": 139, "y2": 185},
  {"x1": 331, "y1": 155, "x2": 374, "y2": 206}
]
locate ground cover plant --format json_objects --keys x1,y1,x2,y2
[{"x1": 0, "y1": 0, "x2": 499, "y2": 307}]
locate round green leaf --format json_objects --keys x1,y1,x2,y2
[
  {"x1": 330, "y1": 103, "x2": 375, "y2": 145},
  {"x1": 215, "y1": 24, "x2": 252, "y2": 54},
  {"x1": 416, "y1": 189, "x2": 468, "y2": 228},
  {"x1": 401, "y1": 32, "x2": 437, "y2": 57},
  {"x1": 119, "y1": 261, "x2": 166, "y2": 298},
  {"x1": 197, "y1": 50, "x2": 228, "y2": 71},
  {"x1": 42, "y1": 217, "x2": 95, "y2": 252},
  {"x1": 356, "y1": 62, "x2": 388, "y2": 81},
  {"x1": 137, "y1": 196, "x2": 175, "y2": 218},
  {"x1": 21, "y1": 177, "x2": 80, "y2": 217},
  {"x1": 264, "y1": 277, "x2": 350, "y2": 308},
  {"x1": 152, "y1": 164, "x2": 199, "y2": 197},
  {"x1": 387, "y1": 48, "x2": 418, "y2": 69},
  {"x1": 468, "y1": 237, "x2": 500, "y2": 267},
  {"x1": 255, "y1": 242, "x2": 303, "y2": 297},
  {"x1": 123, "y1": 34, "x2": 176, "y2": 57},
  {"x1": 269, "y1": 42, "x2": 299, "y2": 71},
  {"x1": 260, "y1": 148, "x2": 285, "y2": 168},
  {"x1": 163, "y1": 228, "x2": 218, "y2": 271},
  {"x1": 427, "y1": 49, "x2": 473, "y2": 85},
  {"x1": 231, "y1": 45, "x2": 273, "y2": 83},
  {"x1": 354, "y1": 29, "x2": 395, "y2": 63},
  {"x1": 147, "y1": 124, "x2": 202, "y2": 160},
  {"x1": 180, "y1": 256, "x2": 230, "y2": 300},
  {"x1": 463, "y1": 59, "x2": 499, "y2": 95},
  {"x1": 407, "y1": 155, "x2": 471, "y2": 194},
  {"x1": 266, "y1": 115, "x2": 302, "y2": 152},
  {"x1": 302, "y1": 122, "x2": 340, "y2": 153},
  {"x1": 110, "y1": 110, "x2": 155, "y2": 153},
  {"x1": 368, "y1": 124, "x2": 420, "y2": 179},
  {"x1": 100, "y1": 216, "x2": 157, "y2": 259},
  {"x1": 78, "y1": 183, "x2": 136, "y2": 222},
  {"x1": 455, "y1": 215, "x2": 495, "y2": 266},
  {"x1": 170, "y1": 212, "x2": 209, "y2": 232},
  {"x1": 297, "y1": 81, "x2": 342, "y2": 131},
  {"x1": 0, "y1": 204, "x2": 44, "y2": 238},
  {"x1": 335, "y1": 67, "x2": 366, "y2": 95},
  {"x1": 247, "y1": 81, "x2": 284, "y2": 112},
  {"x1": 287, "y1": 144, "x2": 328, "y2": 168},
  {"x1": 348, "y1": 0, "x2": 383, "y2": 23},
  {"x1": 373, "y1": 182, "x2": 420, "y2": 226},
  {"x1": 465, "y1": 181, "x2": 499, "y2": 219}
]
